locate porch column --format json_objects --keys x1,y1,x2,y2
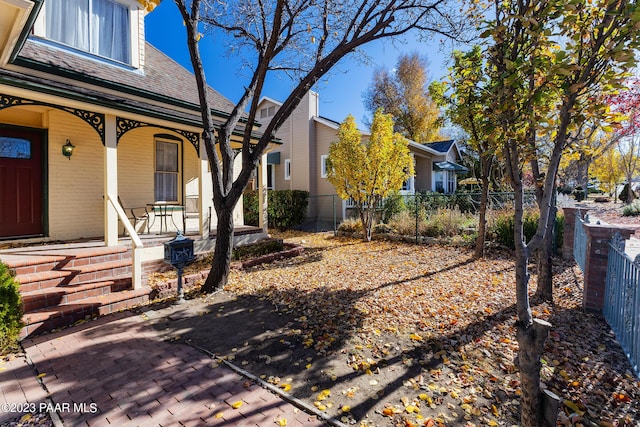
[
  {"x1": 258, "y1": 154, "x2": 268, "y2": 233},
  {"x1": 199, "y1": 142, "x2": 213, "y2": 239},
  {"x1": 104, "y1": 114, "x2": 118, "y2": 246}
]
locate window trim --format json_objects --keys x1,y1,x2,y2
[
  {"x1": 321, "y1": 155, "x2": 329, "y2": 178},
  {"x1": 284, "y1": 159, "x2": 291, "y2": 180},
  {"x1": 33, "y1": 0, "x2": 140, "y2": 68},
  {"x1": 154, "y1": 138, "x2": 181, "y2": 203}
]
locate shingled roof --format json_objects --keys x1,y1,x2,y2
[
  {"x1": 423, "y1": 140, "x2": 455, "y2": 154},
  {"x1": 7, "y1": 38, "x2": 236, "y2": 117}
]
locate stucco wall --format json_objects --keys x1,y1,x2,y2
[{"x1": 415, "y1": 156, "x2": 432, "y2": 192}]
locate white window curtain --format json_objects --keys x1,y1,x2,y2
[
  {"x1": 91, "y1": 0, "x2": 130, "y2": 63},
  {"x1": 45, "y1": 0, "x2": 130, "y2": 64},
  {"x1": 155, "y1": 141, "x2": 179, "y2": 202},
  {"x1": 46, "y1": 0, "x2": 89, "y2": 51}
]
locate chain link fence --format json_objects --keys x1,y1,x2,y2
[{"x1": 303, "y1": 191, "x2": 540, "y2": 240}]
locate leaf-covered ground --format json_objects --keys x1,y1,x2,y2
[{"x1": 153, "y1": 232, "x2": 639, "y2": 426}]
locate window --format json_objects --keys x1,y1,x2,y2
[
  {"x1": 447, "y1": 172, "x2": 456, "y2": 193},
  {"x1": 0, "y1": 137, "x2": 31, "y2": 159},
  {"x1": 260, "y1": 106, "x2": 276, "y2": 118},
  {"x1": 284, "y1": 159, "x2": 291, "y2": 180},
  {"x1": 44, "y1": 0, "x2": 131, "y2": 64},
  {"x1": 321, "y1": 155, "x2": 329, "y2": 178},
  {"x1": 435, "y1": 171, "x2": 444, "y2": 193},
  {"x1": 155, "y1": 140, "x2": 179, "y2": 202},
  {"x1": 267, "y1": 164, "x2": 274, "y2": 190}
]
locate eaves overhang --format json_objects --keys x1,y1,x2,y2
[
  {"x1": 0, "y1": 0, "x2": 43, "y2": 67},
  {"x1": 0, "y1": 69, "x2": 275, "y2": 145},
  {"x1": 11, "y1": 55, "x2": 257, "y2": 127}
]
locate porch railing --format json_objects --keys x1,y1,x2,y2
[
  {"x1": 573, "y1": 215, "x2": 588, "y2": 272},
  {"x1": 603, "y1": 232, "x2": 640, "y2": 377},
  {"x1": 107, "y1": 194, "x2": 143, "y2": 289}
]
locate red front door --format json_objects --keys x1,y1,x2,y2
[{"x1": 0, "y1": 128, "x2": 44, "y2": 238}]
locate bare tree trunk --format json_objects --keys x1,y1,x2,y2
[
  {"x1": 358, "y1": 206, "x2": 372, "y2": 242},
  {"x1": 512, "y1": 184, "x2": 543, "y2": 427},
  {"x1": 517, "y1": 318, "x2": 552, "y2": 427},
  {"x1": 474, "y1": 154, "x2": 493, "y2": 258},
  {"x1": 534, "y1": 192, "x2": 556, "y2": 302},
  {"x1": 201, "y1": 208, "x2": 234, "y2": 293}
]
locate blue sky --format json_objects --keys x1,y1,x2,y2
[{"x1": 145, "y1": 2, "x2": 457, "y2": 129}]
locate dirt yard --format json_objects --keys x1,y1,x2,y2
[{"x1": 146, "y1": 231, "x2": 639, "y2": 427}]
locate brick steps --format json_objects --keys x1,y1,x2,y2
[
  {"x1": 1, "y1": 245, "x2": 151, "y2": 339},
  {"x1": 20, "y1": 277, "x2": 131, "y2": 312},
  {"x1": 20, "y1": 288, "x2": 150, "y2": 338}
]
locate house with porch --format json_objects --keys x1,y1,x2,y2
[
  {"x1": 0, "y1": 0, "x2": 270, "y2": 336},
  {"x1": 256, "y1": 91, "x2": 468, "y2": 224}
]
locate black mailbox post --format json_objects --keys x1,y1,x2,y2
[{"x1": 164, "y1": 232, "x2": 194, "y2": 303}]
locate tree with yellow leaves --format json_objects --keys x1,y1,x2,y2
[
  {"x1": 137, "y1": 0, "x2": 160, "y2": 12},
  {"x1": 327, "y1": 110, "x2": 414, "y2": 242},
  {"x1": 363, "y1": 53, "x2": 443, "y2": 143},
  {"x1": 592, "y1": 145, "x2": 624, "y2": 199}
]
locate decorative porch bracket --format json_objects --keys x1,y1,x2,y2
[
  {"x1": 0, "y1": 93, "x2": 105, "y2": 142},
  {"x1": 116, "y1": 117, "x2": 199, "y2": 154}
]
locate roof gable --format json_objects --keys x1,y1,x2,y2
[{"x1": 423, "y1": 139, "x2": 454, "y2": 154}]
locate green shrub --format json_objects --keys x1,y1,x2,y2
[
  {"x1": 489, "y1": 209, "x2": 564, "y2": 249},
  {"x1": 243, "y1": 190, "x2": 310, "y2": 230},
  {"x1": 452, "y1": 192, "x2": 478, "y2": 214},
  {"x1": 622, "y1": 200, "x2": 640, "y2": 217},
  {"x1": 415, "y1": 191, "x2": 451, "y2": 212},
  {"x1": 1, "y1": 262, "x2": 23, "y2": 354},
  {"x1": 382, "y1": 192, "x2": 406, "y2": 222},
  {"x1": 573, "y1": 186, "x2": 585, "y2": 202},
  {"x1": 489, "y1": 209, "x2": 538, "y2": 248},
  {"x1": 558, "y1": 185, "x2": 574, "y2": 195},
  {"x1": 619, "y1": 183, "x2": 637, "y2": 204},
  {"x1": 554, "y1": 212, "x2": 565, "y2": 252},
  {"x1": 268, "y1": 190, "x2": 309, "y2": 230},
  {"x1": 243, "y1": 191, "x2": 259, "y2": 226}
]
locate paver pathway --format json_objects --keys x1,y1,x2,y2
[{"x1": 1, "y1": 311, "x2": 327, "y2": 426}]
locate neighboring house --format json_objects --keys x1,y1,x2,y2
[
  {"x1": 256, "y1": 91, "x2": 467, "y2": 223},
  {"x1": 0, "y1": 0, "x2": 269, "y2": 284}
]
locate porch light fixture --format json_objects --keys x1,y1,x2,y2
[{"x1": 62, "y1": 139, "x2": 75, "y2": 160}]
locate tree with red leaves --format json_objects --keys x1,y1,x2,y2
[{"x1": 609, "y1": 78, "x2": 640, "y2": 203}]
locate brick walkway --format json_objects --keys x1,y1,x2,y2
[{"x1": 1, "y1": 311, "x2": 328, "y2": 426}]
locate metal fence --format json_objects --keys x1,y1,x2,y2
[
  {"x1": 305, "y1": 191, "x2": 539, "y2": 235},
  {"x1": 573, "y1": 216, "x2": 588, "y2": 272},
  {"x1": 603, "y1": 233, "x2": 640, "y2": 377}
]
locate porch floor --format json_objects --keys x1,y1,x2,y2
[{"x1": 0, "y1": 225, "x2": 263, "y2": 258}]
